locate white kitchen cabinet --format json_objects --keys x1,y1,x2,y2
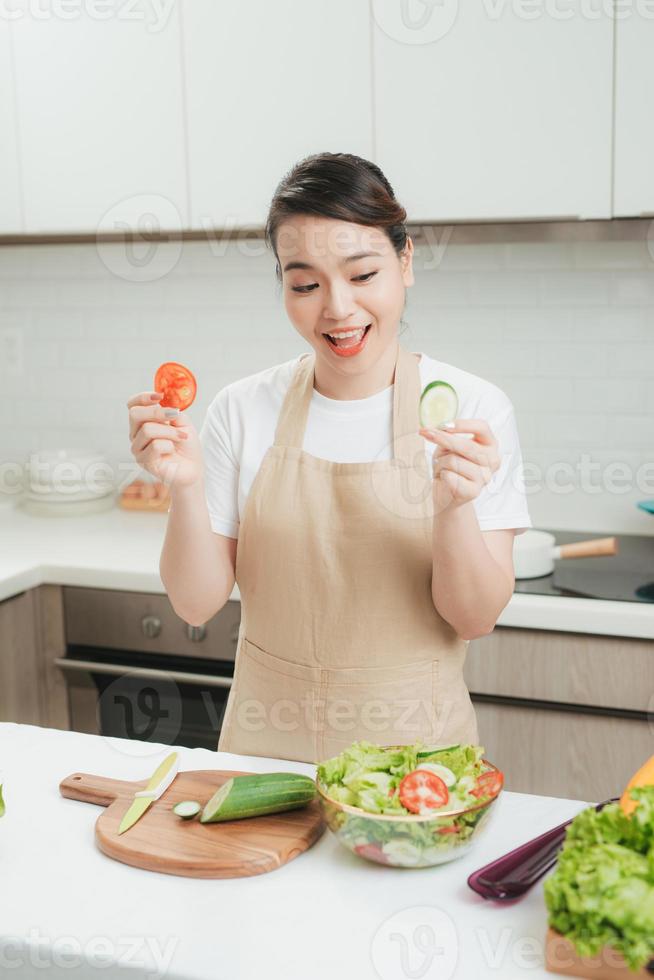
[
  {"x1": 613, "y1": 12, "x2": 654, "y2": 216},
  {"x1": 372, "y1": 4, "x2": 613, "y2": 222},
  {"x1": 11, "y1": 5, "x2": 187, "y2": 234},
  {"x1": 181, "y1": 0, "x2": 373, "y2": 229},
  {"x1": 0, "y1": 23, "x2": 23, "y2": 233}
]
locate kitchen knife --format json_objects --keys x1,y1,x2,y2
[{"x1": 118, "y1": 751, "x2": 179, "y2": 835}]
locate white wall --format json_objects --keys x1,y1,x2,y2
[{"x1": 0, "y1": 236, "x2": 652, "y2": 535}]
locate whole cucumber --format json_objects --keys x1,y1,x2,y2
[{"x1": 200, "y1": 772, "x2": 316, "y2": 823}]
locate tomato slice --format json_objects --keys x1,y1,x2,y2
[
  {"x1": 470, "y1": 769, "x2": 504, "y2": 799},
  {"x1": 398, "y1": 769, "x2": 449, "y2": 813},
  {"x1": 436, "y1": 823, "x2": 461, "y2": 835},
  {"x1": 354, "y1": 843, "x2": 390, "y2": 864},
  {"x1": 154, "y1": 362, "x2": 197, "y2": 411}
]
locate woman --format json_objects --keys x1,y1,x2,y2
[{"x1": 127, "y1": 152, "x2": 531, "y2": 764}]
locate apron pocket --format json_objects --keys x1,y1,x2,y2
[
  {"x1": 218, "y1": 637, "x2": 323, "y2": 764},
  {"x1": 317, "y1": 659, "x2": 440, "y2": 761}
]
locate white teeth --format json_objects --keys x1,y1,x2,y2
[{"x1": 325, "y1": 327, "x2": 367, "y2": 340}]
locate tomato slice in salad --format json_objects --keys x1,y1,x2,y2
[
  {"x1": 354, "y1": 843, "x2": 390, "y2": 864},
  {"x1": 470, "y1": 769, "x2": 504, "y2": 799},
  {"x1": 154, "y1": 362, "x2": 197, "y2": 411},
  {"x1": 398, "y1": 769, "x2": 449, "y2": 813}
]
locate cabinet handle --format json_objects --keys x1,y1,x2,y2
[
  {"x1": 186, "y1": 624, "x2": 207, "y2": 642},
  {"x1": 54, "y1": 657, "x2": 233, "y2": 689},
  {"x1": 141, "y1": 615, "x2": 162, "y2": 639}
]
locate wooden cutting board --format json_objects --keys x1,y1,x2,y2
[
  {"x1": 545, "y1": 928, "x2": 653, "y2": 978},
  {"x1": 59, "y1": 768, "x2": 325, "y2": 878}
]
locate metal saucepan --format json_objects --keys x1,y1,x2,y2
[{"x1": 513, "y1": 529, "x2": 619, "y2": 580}]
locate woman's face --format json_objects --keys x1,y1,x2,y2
[{"x1": 277, "y1": 215, "x2": 414, "y2": 378}]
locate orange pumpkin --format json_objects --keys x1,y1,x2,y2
[{"x1": 619, "y1": 754, "x2": 654, "y2": 816}]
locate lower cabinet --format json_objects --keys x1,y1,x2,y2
[
  {"x1": 472, "y1": 699, "x2": 653, "y2": 802},
  {"x1": 0, "y1": 589, "x2": 42, "y2": 724},
  {"x1": 0, "y1": 585, "x2": 69, "y2": 728},
  {"x1": 0, "y1": 584, "x2": 240, "y2": 742},
  {"x1": 3, "y1": 589, "x2": 650, "y2": 803},
  {"x1": 466, "y1": 627, "x2": 654, "y2": 802}
]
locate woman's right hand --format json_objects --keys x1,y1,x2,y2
[{"x1": 127, "y1": 391, "x2": 204, "y2": 488}]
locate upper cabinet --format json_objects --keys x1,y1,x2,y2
[
  {"x1": 181, "y1": 0, "x2": 373, "y2": 229},
  {"x1": 0, "y1": 22, "x2": 23, "y2": 233},
  {"x1": 11, "y1": 5, "x2": 188, "y2": 234},
  {"x1": 613, "y1": 12, "x2": 654, "y2": 217},
  {"x1": 2, "y1": 5, "x2": 652, "y2": 233},
  {"x1": 372, "y1": 4, "x2": 613, "y2": 222}
]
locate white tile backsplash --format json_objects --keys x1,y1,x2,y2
[{"x1": 0, "y1": 237, "x2": 652, "y2": 535}]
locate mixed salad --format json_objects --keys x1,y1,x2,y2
[
  {"x1": 545, "y1": 785, "x2": 654, "y2": 972},
  {"x1": 317, "y1": 741, "x2": 503, "y2": 867}
]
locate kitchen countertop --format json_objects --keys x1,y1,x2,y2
[
  {"x1": 1, "y1": 503, "x2": 653, "y2": 639},
  {"x1": 0, "y1": 721, "x2": 589, "y2": 980}
]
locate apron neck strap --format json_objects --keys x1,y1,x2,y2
[{"x1": 273, "y1": 344, "x2": 425, "y2": 465}]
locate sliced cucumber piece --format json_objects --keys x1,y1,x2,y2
[
  {"x1": 414, "y1": 762, "x2": 457, "y2": 787},
  {"x1": 417, "y1": 744, "x2": 460, "y2": 758},
  {"x1": 200, "y1": 772, "x2": 316, "y2": 824},
  {"x1": 173, "y1": 800, "x2": 201, "y2": 820},
  {"x1": 419, "y1": 381, "x2": 458, "y2": 429}
]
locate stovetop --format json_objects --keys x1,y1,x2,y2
[{"x1": 513, "y1": 530, "x2": 654, "y2": 604}]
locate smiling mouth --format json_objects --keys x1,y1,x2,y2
[{"x1": 322, "y1": 324, "x2": 372, "y2": 349}]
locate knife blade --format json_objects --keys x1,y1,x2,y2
[{"x1": 118, "y1": 751, "x2": 179, "y2": 835}]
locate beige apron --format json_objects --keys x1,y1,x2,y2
[{"x1": 217, "y1": 343, "x2": 479, "y2": 763}]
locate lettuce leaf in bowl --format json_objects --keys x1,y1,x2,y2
[{"x1": 317, "y1": 739, "x2": 488, "y2": 815}]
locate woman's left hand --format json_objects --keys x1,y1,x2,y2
[{"x1": 419, "y1": 419, "x2": 501, "y2": 512}]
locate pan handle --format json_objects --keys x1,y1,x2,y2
[{"x1": 556, "y1": 536, "x2": 619, "y2": 560}]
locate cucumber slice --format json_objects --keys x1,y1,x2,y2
[
  {"x1": 417, "y1": 744, "x2": 460, "y2": 758},
  {"x1": 414, "y1": 762, "x2": 457, "y2": 787},
  {"x1": 173, "y1": 800, "x2": 201, "y2": 820},
  {"x1": 200, "y1": 772, "x2": 316, "y2": 824},
  {"x1": 419, "y1": 381, "x2": 458, "y2": 429}
]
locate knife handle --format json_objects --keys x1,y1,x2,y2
[{"x1": 60, "y1": 773, "x2": 145, "y2": 807}]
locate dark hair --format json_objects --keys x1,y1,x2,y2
[{"x1": 264, "y1": 152, "x2": 408, "y2": 282}]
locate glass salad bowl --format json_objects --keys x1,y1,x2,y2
[{"x1": 316, "y1": 744, "x2": 503, "y2": 869}]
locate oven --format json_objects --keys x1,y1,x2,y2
[{"x1": 56, "y1": 587, "x2": 241, "y2": 751}]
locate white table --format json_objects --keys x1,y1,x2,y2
[{"x1": 0, "y1": 722, "x2": 588, "y2": 979}]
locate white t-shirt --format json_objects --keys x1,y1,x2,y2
[{"x1": 198, "y1": 352, "x2": 532, "y2": 540}]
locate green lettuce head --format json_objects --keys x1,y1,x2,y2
[{"x1": 544, "y1": 786, "x2": 654, "y2": 971}]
